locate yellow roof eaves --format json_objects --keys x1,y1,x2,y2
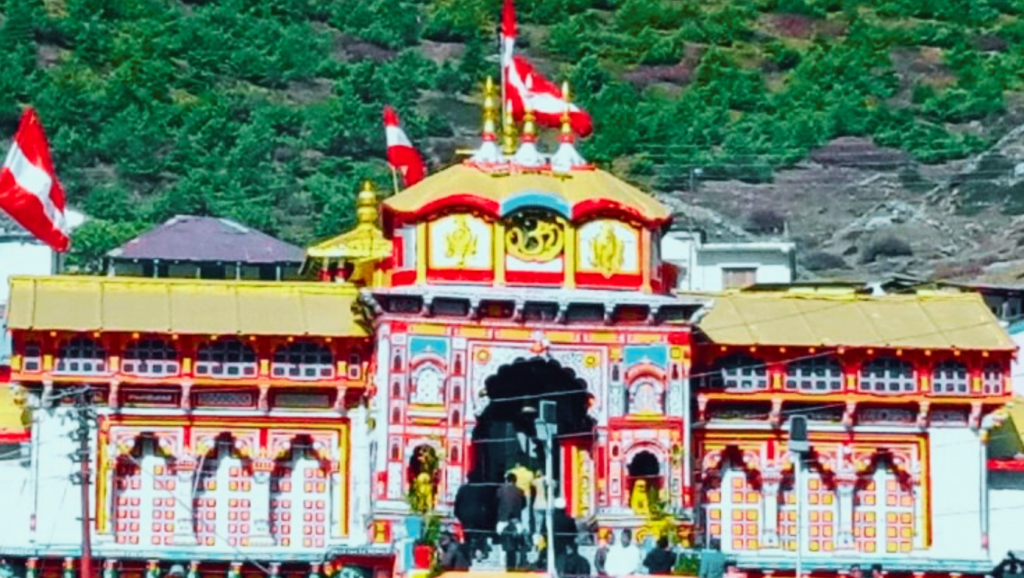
[
  {"x1": 6, "y1": 276, "x2": 368, "y2": 338},
  {"x1": 989, "y1": 397, "x2": 1024, "y2": 459},
  {"x1": 694, "y1": 290, "x2": 1016, "y2": 350}
]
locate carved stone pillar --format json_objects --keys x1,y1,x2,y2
[
  {"x1": 760, "y1": 468, "x2": 783, "y2": 549},
  {"x1": 249, "y1": 456, "x2": 276, "y2": 546},
  {"x1": 349, "y1": 404, "x2": 371, "y2": 542},
  {"x1": 835, "y1": 472, "x2": 857, "y2": 549},
  {"x1": 173, "y1": 454, "x2": 199, "y2": 546}
]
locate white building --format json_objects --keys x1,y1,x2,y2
[
  {"x1": 660, "y1": 230, "x2": 796, "y2": 292},
  {"x1": 987, "y1": 400, "x2": 1024, "y2": 563}
]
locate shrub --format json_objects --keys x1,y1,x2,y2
[
  {"x1": 802, "y1": 251, "x2": 849, "y2": 271},
  {"x1": 861, "y1": 236, "x2": 913, "y2": 263},
  {"x1": 746, "y1": 209, "x2": 786, "y2": 235}
]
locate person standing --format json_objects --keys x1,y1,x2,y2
[
  {"x1": 643, "y1": 536, "x2": 677, "y2": 575},
  {"x1": 501, "y1": 519, "x2": 527, "y2": 571},
  {"x1": 497, "y1": 472, "x2": 526, "y2": 535},
  {"x1": 605, "y1": 529, "x2": 642, "y2": 578},
  {"x1": 698, "y1": 539, "x2": 726, "y2": 578}
]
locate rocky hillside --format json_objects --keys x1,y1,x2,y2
[{"x1": 3, "y1": 0, "x2": 1024, "y2": 279}]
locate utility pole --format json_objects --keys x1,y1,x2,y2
[
  {"x1": 536, "y1": 401, "x2": 558, "y2": 578},
  {"x1": 788, "y1": 416, "x2": 810, "y2": 578},
  {"x1": 69, "y1": 388, "x2": 96, "y2": 578}
]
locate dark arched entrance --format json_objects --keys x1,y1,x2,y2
[{"x1": 457, "y1": 357, "x2": 594, "y2": 534}]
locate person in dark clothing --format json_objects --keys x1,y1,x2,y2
[
  {"x1": 501, "y1": 519, "x2": 527, "y2": 571},
  {"x1": 995, "y1": 553, "x2": 1024, "y2": 578},
  {"x1": 698, "y1": 538, "x2": 726, "y2": 578},
  {"x1": 643, "y1": 536, "x2": 677, "y2": 575},
  {"x1": 439, "y1": 532, "x2": 470, "y2": 571},
  {"x1": 454, "y1": 476, "x2": 493, "y2": 560},
  {"x1": 497, "y1": 473, "x2": 526, "y2": 533},
  {"x1": 561, "y1": 542, "x2": 593, "y2": 578},
  {"x1": 551, "y1": 498, "x2": 578, "y2": 555}
]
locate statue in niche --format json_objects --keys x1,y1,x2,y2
[
  {"x1": 630, "y1": 479, "x2": 651, "y2": 515},
  {"x1": 629, "y1": 382, "x2": 663, "y2": 415}
]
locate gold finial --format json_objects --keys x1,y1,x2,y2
[
  {"x1": 522, "y1": 99, "x2": 537, "y2": 141},
  {"x1": 356, "y1": 180, "x2": 379, "y2": 225},
  {"x1": 560, "y1": 81, "x2": 573, "y2": 137},
  {"x1": 482, "y1": 77, "x2": 498, "y2": 136},
  {"x1": 502, "y1": 99, "x2": 518, "y2": 155}
]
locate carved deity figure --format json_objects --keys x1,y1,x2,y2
[
  {"x1": 630, "y1": 479, "x2": 651, "y2": 515},
  {"x1": 444, "y1": 215, "x2": 478, "y2": 267},
  {"x1": 410, "y1": 472, "x2": 436, "y2": 513},
  {"x1": 590, "y1": 221, "x2": 624, "y2": 277}
]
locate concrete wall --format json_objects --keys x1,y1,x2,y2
[
  {"x1": 988, "y1": 471, "x2": 1024, "y2": 562},
  {"x1": 0, "y1": 241, "x2": 53, "y2": 303},
  {"x1": 660, "y1": 233, "x2": 795, "y2": 292},
  {"x1": 928, "y1": 427, "x2": 986, "y2": 560}
]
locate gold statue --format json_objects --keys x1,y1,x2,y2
[
  {"x1": 630, "y1": 479, "x2": 651, "y2": 515},
  {"x1": 590, "y1": 221, "x2": 625, "y2": 277},
  {"x1": 444, "y1": 215, "x2": 478, "y2": 267},
  {"x1": 502, "y1": 99, "x2": 518, "y2": 156},
  {"x1": 411, "y1": 472, "x2": 436, "y2": 513}
]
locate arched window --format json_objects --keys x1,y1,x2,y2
[
  {"x1": 786, "y1": 357, "x2": 843, "y2": 392},
  {"x1": 983, "y1": 363, "x2": 1004, "y2": 395},
  {"x1": 196, "y1": 340, "x2": 257, "y2": 378},
  {"x1": 711, "y1": 355, "x2": 768, "y2": 390},
  {"x1": 22, "y1": 343, "x2": 42, "y2": 372},
  {"x1": 932, "y1": 360, "x2": 968, "y2": 395},
  {"x1": 859, "y1": 358, "x2": 915, "y2": 393},
  {"x1": 55, "y1": 337, "x2": 107, "y2": 375},
  {"x1": 123, "y1": 339, "x2": 180, "y2": 377},
  {"x1": 272, "y1": 342, "x2": 334, "y2": 380}
]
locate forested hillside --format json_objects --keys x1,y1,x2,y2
[{"x1": 2, "y1": 0, "x2": 1023, "y2": 271}]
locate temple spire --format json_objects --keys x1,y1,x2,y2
[
  {"x1": 551, "y1": 81, "x2": 588, "y2": 174},
  {"x1": 501, "y1": 99, "x2": 518, "y2": 157},
  {"x1": 356, "y1": 180, "x2": 379, "y2": 225},
  {"x1": 512, "y1": 79, "x2": 544, "y2": 168},
  {"x1": 470, "y1": 77, "x2": 502, "y2": 165}
]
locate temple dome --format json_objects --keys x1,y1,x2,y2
[{"x1": 381, "y1": 163, "x2": 671, "y2": 227}]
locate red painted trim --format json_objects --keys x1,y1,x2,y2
[
  {"x1": 575, "y1": 271, "x2": 643, "y2": 290},
  {"x1": 506, "y1": 269, "x2": 564, "y2": 286},
  {"x1": 988, "y1": 458, "x2": 1024, "y2": 472},
  {"x1": 0, "y1": 366, "x2": 9, "y2": 383},
  {"x1": 572, "y1": 199, "x2": 672, "y2": 228},
  {"x1": 607, "y1": 416, "x2": 685, "y2": 429},
  {"x1": 392, "y1": 269, "x2": 417, "y2": 286},
  {"x1": 426, "y1": 268, "x2": 494, "y2": 284},
  {"x1": 0, "y1": 431, "x2": 29, "y2": 443},
  {"x1": 391, "y1": 195, "x2": 501, "y2": 221}
]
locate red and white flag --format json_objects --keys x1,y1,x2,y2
[
  {"x1": 500, "y1": 0, "x2": 593, "y2": 137},
  {"x1": 383, "y1": 106, "x2": 426, "y2": 187},
  {"x1": 0, "y1": 107, "x2": 69, "y2": 252}
]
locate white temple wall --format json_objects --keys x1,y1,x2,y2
[
  {"x1": 928, "y1": 427, "x2": 986, "y2": 560},
  {"x1": 988, "y1": 471, "x2": 1024, "y2": 563}
]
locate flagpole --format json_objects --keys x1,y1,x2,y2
[
  {"x1": 498, "y1": 27, "x2": 506, "y2": 138},
  {"x1": 389, "y1": 166, "x2": 401, "y2": 196}
]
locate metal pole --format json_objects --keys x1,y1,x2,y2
[
  {"x1": 545, "y1": 430, "x2": 556, "y2": 578},
  {"x1": 78, "y1": 393, "x2": 93, "y2": 578},
  {"x1": 690, "y1": 168, "x2": 695, "y2": 193},
  {"x1": 794, "y1": 452, "x2": 802, "y2": 578}
]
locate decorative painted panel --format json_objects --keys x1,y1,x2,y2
[
  {"x1": 576, "y1": 220, "x2": 640, "y2": 277},
  {"x1": 428, "y1": 214, "x2": 492, "y2": 270},
  {"x1": 707, "y1": 469, "x2": 762, "y2": 551},
  {"x1": 410, "y1": 364, "x2": 445, "y2": 406},
  {"x1": 627, "y1": 379, "x2": 664, "y2": 416},
  {"x1": 270, "y1": 454, "x2": 328, "y2": 548}
]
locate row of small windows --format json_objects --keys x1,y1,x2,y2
[
  {"x1": 21, "y1": 338, "x2": 355, "y2": 381},
  {"x1": 711, "y1": 355, "x2": 1004, "y2": 395}
]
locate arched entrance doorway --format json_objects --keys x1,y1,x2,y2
[
  {"x1": 460, "y1": 357, "x2": 594, "y2": 531},
  {"x1": 627, "y1": 450, "x2": 661, "y2": 515}
]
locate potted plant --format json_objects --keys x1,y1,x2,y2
[{"x1": 407, "y1": 446, "x2": 442, "y2": 570}]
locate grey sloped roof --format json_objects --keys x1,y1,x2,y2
[{"x1": 107, "y1": 215, "x2": 304, "y2": 264}]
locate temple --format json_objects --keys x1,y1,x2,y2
[{"x1": 0, "y1": 76, "x2": 1017, "y2": 578}]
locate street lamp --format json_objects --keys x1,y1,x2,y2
[
  {"x1": 788, "y1": 416, "x2": 810, "y2": 578},
  {"x1": 535, "y1": 401, "x2": 558, "y2": 578}
]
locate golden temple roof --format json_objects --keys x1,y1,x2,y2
[
  {"x1": 7, "y1": 276, "x2": 368, "y2": 337},
  {"x1": 306, "y1": 181, "x2": 392, "y2": 263},
  {"x1": 382, "y1": 163, "x2": 671, "y2": 225},
  {"x1": 695, "y1": 290, "x2": 1015, "y2": 350}
]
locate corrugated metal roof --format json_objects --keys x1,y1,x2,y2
[
  {"x1": 695, "y1": 290, "x2": 1015, "y2": 350},
  {"x1": 108, "y1": 215, "x2": 304, "y2": 264},
  {"x1": 6, "y1": 276, "x2": 368, "y2": 337},
  {"x1": 989, "y1": 398, "x2": 1024, "y2": 459}
]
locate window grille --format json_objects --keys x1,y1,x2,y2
[
  {"x1": 786, "y1": 357, "x2": 843, "y2": 392},
  {"x1": 983, "y1": 363, "x2": 1004, "y2": 395},
  {"x1": 272, "y1": 342, "x2": 334, "y2": 380},
  {"x1": 859, "y1": 358, "x2": 915, "y2": 393},
  {"x1": 55, "y1": 337, "x2": 107, "y2": 375},
  {"x1": 712, "y1": 355, "x2": 768, "y2": 390},
  {"x1": 196, "y1": 340, "x2": 257, "y2": 378},
  {"x1": 123, "y1": 340, "x2": 180, "y2": 377},
  {"x1": 22, "y1": 343, "x2": 41, "y2": 372},
  {"x1": 932, "y1": 360, "x2": 969, "y2": 395}
]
